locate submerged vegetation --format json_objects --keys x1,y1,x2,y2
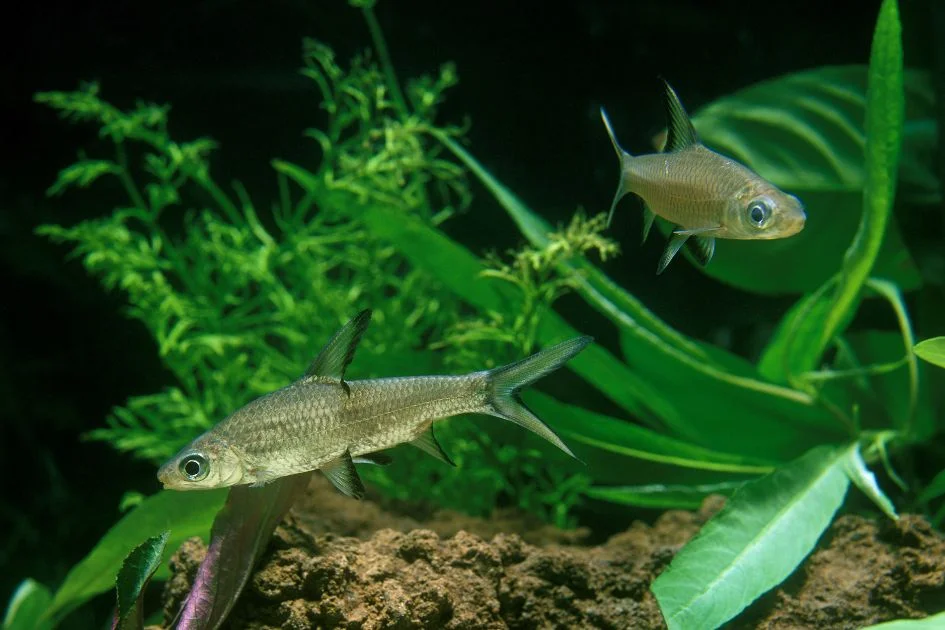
[{"x1": 5, "y1": 0, "x2": 944, "y2": 628}]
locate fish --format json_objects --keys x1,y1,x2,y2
[
  {"x1": 158, "y1": 309, "x2": 592, "y2": 498},
  {"x1": 600, "y1": 80, "x2": 807, "y2": 274}
]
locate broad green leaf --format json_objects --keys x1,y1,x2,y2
[
  {"x1": 178, "y1": 473, "x2": 311, "y2": 630},
  {"x1": 3, "y1": 580, "x2": 52, "y2": 630},
  {"x1": 48, "y1": 489, "x2": 227, "y2": 624},
  {"x1": 914, "y1": 337, "x2": 945, "y2": 369},
  {"x1": 114, "y1": 532, "x2": 169, "y2": 630},
  {"x1": 618, "y1": 328, "x2": 845, "y2": 459},
  {"x1": 651, "y1": 444, "x2": 850, "y2": 630},
  {"x1": 586, "y1": 481, "x2": 746, "y2": 510},
  {"x1": 692, "y1": 66, "x2": 933, "y2": 198},
  {"x1": 843, "y1": 443, "x2": 898, "y2": 520},
  {"x1": 524, "y1": 390, "x2": 776, "y2": 474},
  {"x1": 861, "y1": 612, "x2": 945, "y2": 629}
]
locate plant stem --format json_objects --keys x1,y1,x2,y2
[{"x1": 361, "y1": 4, "x2": 409, "y2": 118}]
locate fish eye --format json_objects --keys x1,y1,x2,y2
[
  {"x1": 747, "y1": 200, "x2": 770, "y2": 227},
  {"x1": 179, "y1": 453, "x2": 209, "y2": 481}
]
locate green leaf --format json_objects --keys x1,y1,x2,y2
[
  {"x1": 524, "y1": 391, "x2": 776, "y2": 474},
  {"x1": 586, "y1": 481, "x2": 746, "y2": 510},
  {"x1": 114, "y1": 532, "x2": 169, "y2": 630},
  {"x1": 844, "y1": 443, "x2": 898, "y2": 520},
  {"x1": 768, "y1": 0, "x2": 905, "y2": 377},
  {"x1": 3, "y1": 580, "x2": 52, "y2": 630},
  {"x1": 651, "y1": 444, "x2": 851, "y2": 630},
  {"x1": 861, "y1": 612, "x2": 945, "y2": 629},
  {"x1": 177, "y1": 473, "x2": 311, "y2": 629},
  {"x1": 914, "y1": 337, "x2": 945, "y2": 369},
  {"x1": 691, "y1": 66, "x2": 933, "y2": 198},
  {"x1": 917, "y1": 467, "x2": 945, "y2": 503},
  {"x1": 617, "y1": 327, "x2": 845, "y2": 460},
  {"x1": 820, "y1": 0, "x2": 905, "y2": 350},
  {"x1": 48, "y1": 489, "x2": 227, "y2": 624}
]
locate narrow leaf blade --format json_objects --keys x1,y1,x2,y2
[
  {"x1": 651, "y1": 444, "x2": 851, "y2": 630},
  {"x1": 844, "y1": 444, "x2": 898, "y2": 520},
  {"x1": 177, "y1": 472, "x2": 311, "y2": 630},
  {"x1": 586, "y1": 481, "x2": 746, "y2": 510}
]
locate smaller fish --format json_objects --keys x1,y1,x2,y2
[
  {"x1": 600, "y1": 80, "x2": 807, "y2": 274},
  {"x1": 158, "y1": 309, "x2": 592, "y2": 498}
]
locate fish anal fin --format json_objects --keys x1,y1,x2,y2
[
  {"x1": 303, "y1": 309, "x2": 372, "y2": 395},
  {"x1": 321, "y1": 449, "x2": 366, "y2": 499},
  {"x1": 685, "y1": 234, "x2": 716, "y2": 267},
  {"x1": 657, "y1": 233, "x2": 689, "y2": 275},
  {"x1": 409, "y1": 426, "x2": 456, "y2": 467},
  {"x1": 661, "y1": 79, "x2": 699, "y2": 152},
  {"x1": 642, "y1": 205, "x2": 656, "y2": 244},
  {"x1": 352, "y1": 452, "x2": 393, "y2": 466}
]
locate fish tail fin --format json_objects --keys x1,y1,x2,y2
[
  {"x1": 484, "y1": 336, "x2": 592, "y2": 459},
  {"x1": 600, "y1": 106, "x2": 633, "y2": 227}
]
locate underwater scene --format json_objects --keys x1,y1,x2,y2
[{"x1": 4, "y1": 0, "x2": 945, "y2": 628}]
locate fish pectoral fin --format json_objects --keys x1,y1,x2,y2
[
  {"x1": 661, "y1": 79, "x2": 700, "y2": 152},
  {"x1": 352, "y1": 452, "x2": 393, "y2": 466},
  {"x1": 672, "y1": 226, "x2": 720, "y2": 237},
  {"x1": 321, "y1": 449, "x2": 366, "y2": 499},
  {"x1": 409, "y1": 426, "x2": 456, "y2": 467},
  {"x1": 250, "y1": 468, "x2": 280, "y2": 488},
  {"x1": 657, "y1": 233, "x2": 689, "y2": 275},
  {"x1": 685, "y1": 234, "x2": 716, "y2": 267},
  {"x1": 302, "y1": 309, "x2": 372, "y2": 394}
]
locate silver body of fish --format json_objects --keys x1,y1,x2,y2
[
  {"x1": 158, "y1": 309, "x2": 592, "y2": 498},
  {"x1": 601, "y1": 80, "x2": 807, "y2": 274}
]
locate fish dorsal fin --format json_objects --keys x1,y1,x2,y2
[
  {"x1": 321, "y1": 449, "x2": 365, "y2": 499},
  {"x1": 657, "y1": 232, "x2": 689, "y2": 274},
  {"x1": 409, "y1": 426, "x2": 456, "y2": 467},
  {"x1": 662, "y1": 80, "x2": 699, "y2": 152},
  {"x1": 303, "y1": 309, "x2": 372, "y2": 394}
]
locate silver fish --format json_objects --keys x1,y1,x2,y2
[
  {"x1": 158, "y1": 310, "x2": 592, "y2": 498},
  {"x1": 601, "y1": 80, "x2": 807, "y2": 274}
]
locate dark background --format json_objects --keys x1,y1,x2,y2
[{"x1": 1, "y1": 0, "x2": 939, "y2": 624}]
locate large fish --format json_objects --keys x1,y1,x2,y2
[
  {"x1": 601, "y1": 81, "x2": 807, "y2": 274},
  {"x1": 158, "y1": 310, "x2": 592, "y2": 498}
]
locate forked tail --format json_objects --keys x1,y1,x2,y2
[
  {"x1": 485, "y1": 336, "x2": 593, "y2": 459},
  {"x1": 600, "y1": 106, "x2": 633, "y2": 227}
]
